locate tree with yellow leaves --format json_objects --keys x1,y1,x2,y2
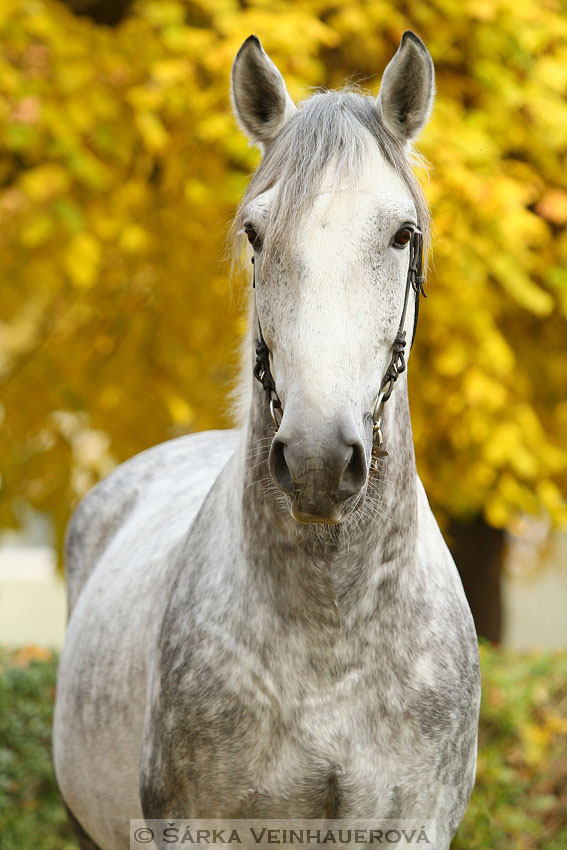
[{"x1": 1, "y1": 0, "x2": 565, "y2": 637}]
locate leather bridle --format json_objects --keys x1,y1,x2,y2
[{"x1": 252, "y1": 224, "x2": 426, "y2": 473}]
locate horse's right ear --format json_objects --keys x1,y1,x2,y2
[{"x1": 231, "y1": 35, "x2": 296, "y2": 151}]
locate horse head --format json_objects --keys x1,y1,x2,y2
[{"x1": 232, "y1": 33, "x2": 434, "y2": 524}]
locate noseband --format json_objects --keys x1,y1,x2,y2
[{"x1": 252, "y1": 225, "x2": 425, "y2": 471}]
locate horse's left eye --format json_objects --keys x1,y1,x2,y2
[
  {"x1": 245, "y1": 226, "x2": 262, "y2": 251},
  {"x1": 393, "y1": 227, "x2": 413, "y2": 248}
]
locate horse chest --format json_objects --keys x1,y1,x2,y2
[
  {"x1": 169, "y1": 626, "x2": 429, "y2": 818},
  {"x1": 246, "y1": 681, "x2": 394, "y2": 816}
]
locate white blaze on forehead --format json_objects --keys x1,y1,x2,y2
[
  {"x1": 298, "y1": 143, "x2": 416, "y2": 286},
  {"x1": 311, "y1": 140, "x2": 417, "y2": 225},
  {"x1": 293, "y1": 144, "x2": 416, "y2": 399}
]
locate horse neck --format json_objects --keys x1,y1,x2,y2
[{"x1": 235, "y1": 374, "x2": 419, "y2": 621}]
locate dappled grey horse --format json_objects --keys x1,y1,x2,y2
[{"x1": 53, "y1": 32, "x2": 480, "y2": 850}]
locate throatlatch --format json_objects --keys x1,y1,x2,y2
[{"x1": 251, "y1": 226, "x2": 425, "y2": 467}]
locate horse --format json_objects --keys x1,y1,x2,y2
[{"x1": 53, "y1": 32, "x2": 480, "y2": 850}]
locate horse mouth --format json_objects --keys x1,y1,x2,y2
[
  {"x1": 288, "y1": 488, "x2": 365, "y2": 525},
  {"x1": 290, "y1": 504, "x2": 342, "y2": 524}
]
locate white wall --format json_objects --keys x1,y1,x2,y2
[
  {"x1": 0, "y1": 544, "x2": 66, "y2": 649},
  {"x1": 502, "y1": 531, "x2": 567, "y2": 650}
]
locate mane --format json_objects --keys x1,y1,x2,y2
[{"x1": 229, "y1": 88, "x2": 431, "y2": 425}]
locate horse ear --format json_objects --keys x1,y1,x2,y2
[
  {"x1": 377, "y1": 31, "x2": 435, "y2": 144},
  {"x1": 231, "y1": 35, "x2": 296, "y2": 150}
]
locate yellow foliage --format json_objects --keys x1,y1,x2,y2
[
  {"x1": 0, "y1": 0, "x2": 565, "y2": 551},
  {"x1": 64, "y1": 232, "x2": 101, "y2": 289},
  {"x1": 520, "y1": 722, "x2": 552, "y2": 768}
]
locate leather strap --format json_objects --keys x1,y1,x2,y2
[{"x1": 252, "y1": 259, "x2": 282, "y2": 428}]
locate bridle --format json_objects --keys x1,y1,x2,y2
[
  {"x1": 369, "y1": 224, "x2": 425, "y2": 471},
  {"x1": 252, "y1": 224, "x2": 426, "y2": 474}
]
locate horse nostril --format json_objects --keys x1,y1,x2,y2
[
  {"x1": 269, "y1": 438, "x2": 294, "y2": 496},
  {"x1": 339, "y1": 440, "x2": 367, "y2": 497},
  {"x1": 269, "y1": 431, "x2": 367, "y2": 504}
]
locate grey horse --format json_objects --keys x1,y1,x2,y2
[{"x1": 53, "y1": 32, "x2": 480, "y2": 850}]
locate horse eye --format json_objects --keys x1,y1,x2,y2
[
  {"x1": 244, "y1": 226, "x2": 262, "y2": 251},
  {"x1": 393, "y1": 227, "x2": 413, "y2": 248}
]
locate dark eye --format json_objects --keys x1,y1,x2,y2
[
  {"x1": 244, "y1": 225, "x2": 262, "y2": 251},
  {"x1": 393, "y1": 226, "x2": 413, "y2": 248}
]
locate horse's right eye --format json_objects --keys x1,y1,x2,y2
[{"x1": 245, "y1": 226, "x2": 262, "y2": 251}]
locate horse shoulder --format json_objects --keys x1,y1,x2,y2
[
  {"x1": 64, "y1": 430, "x2": 239, "y2": 612},
  {"x1": 411, "y1": 477, "x2": 481, "y2": 814}
]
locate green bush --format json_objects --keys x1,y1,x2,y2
[
  {"x1": 453, "y1": 643, "x2": 567, "y2": 850},
  {"x1": 0, "y1": 648, "x2": 75, "y2": 850},
  {"x1": 0, "y1": 644, "x2": 566, "y2": 849}
]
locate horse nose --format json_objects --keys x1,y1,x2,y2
[{"x1": 269, "y1": 426, "x2": 367, "y2": 522}]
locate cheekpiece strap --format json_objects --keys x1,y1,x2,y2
[
  {"x1": 251, "y1": 260, "x2": 282, "y2": 430},
  {"x1": 370, "y1": 225, "x2": 425, "y2": 470}
]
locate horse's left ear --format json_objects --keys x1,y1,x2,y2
[
  {"x1": 377, "y1": 32, "x2": 435, "y2": 143},
  {"x1": 231, "y1": 35, "x2": 297, "y2": 150}
]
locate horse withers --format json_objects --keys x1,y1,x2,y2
[{"x1": 53, "y1": 32, "x2": 480, "y2": 850}]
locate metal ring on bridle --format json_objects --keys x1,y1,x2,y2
[
  {"x1": 269, "y1": 397, "x2": 282, "y2": 431},
  {"x1": 372, "y1": 390, "x2": 387, "y2": 434}
]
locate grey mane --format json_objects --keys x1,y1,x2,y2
[{"x1": 232, "y1": 89, "x2": 431, "y2": 264}]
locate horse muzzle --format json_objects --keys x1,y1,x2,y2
[{"x1": 268, "y1": 424, "x2": 367, "y2": 523}]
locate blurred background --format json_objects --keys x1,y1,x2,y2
[{"x1": 0, "y1": 1, "x2": 565, "y2": 848}]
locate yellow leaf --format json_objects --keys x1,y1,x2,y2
[
  {"x1": 135, "y1": 112, "x2": 169, "y2": 151},
  {"x1": 119, "y1": 224, "x2": 149, "y2": 253},
  {"x1": 20, "y1": 164, "x2": 71, "y2": 201},
  {"x1": 12, "y1": 645, "x2": 53, "y2": 666},
  {"x1": 64, "y1": 232, "x2": 101, "y2": 289},
  {"x1": 521, "y1": 722, "x2": 551, "y2": 767},
  {"x1": 536, "y1": 188, "x2": 567, "y2": 225},
  {"x1": 20, "y1": 214, "x2": 54, "y2": 247},
  {"x1": 167, "y1": 395, "x2": 194, "y2": 425},
  {"x1": 491, "y1": 255, "x2": 554, "y2": 316}
]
